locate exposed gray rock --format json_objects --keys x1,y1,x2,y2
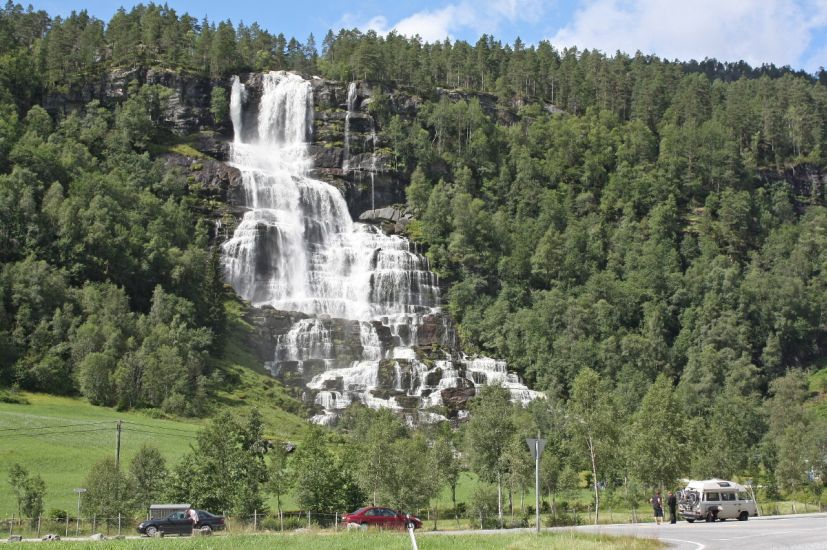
[
  {"x1": 190, "y1": 131, "x2": 231, "y2": 161},
  {"x1": 162, "y1": 154, "x2": 243, "y2": 207},
  {"x1": 358, "y1": 206, "x2": 408, "y2": 223},
  {"x1": 307, "y1": 144, "x2": 343, "y2": 169}
]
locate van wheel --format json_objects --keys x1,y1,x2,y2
[
  {"x1": 738, "y1": 511, "x2": 748, "y2": 521},
  {"x1": 719, "y1": 518, "x2": 726, "y2": 522},
  {"x1": 686, "y1": 519, "x2": 695, "y2": 523}
]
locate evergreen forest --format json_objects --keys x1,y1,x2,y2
[{"x1": 2, "y1": 1, "x2": 827, "y2": 518}]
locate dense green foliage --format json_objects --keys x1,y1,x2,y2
[
  {"x1": 2, "y1": 0, "x2": 827, "y2": 514},
  {"x1": 0, "y1": 5, "x2": 230, "y2": 414}
]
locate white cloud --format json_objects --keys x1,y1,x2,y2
[
  {"x1": 393, "y1": 4, "x2": 477, "y2": 42},
  {"x1": 340, "y1": 0, "x2": 549, "y2": 42},
  {"x1": 550, "y1": 0, "x2": 827, "y2": 70}
]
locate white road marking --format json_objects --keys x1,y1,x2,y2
[{"x1": 660, "y1": 537, "x2": 706, "y2": 550}]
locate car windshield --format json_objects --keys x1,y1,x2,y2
[
  {"x1": 351, "y1": 507, "x2": 369, "y2": 515},
  {"x1": 195, "y1": 510, "x2": 213, "y2": 518}
]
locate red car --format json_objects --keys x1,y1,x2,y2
[{"x1": 343, "y1": 506, "x2": 422, "y2": 529}]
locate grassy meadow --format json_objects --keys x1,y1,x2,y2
[
  {"x1": 10, "y1": 531, "x2": 663, "y2": 549},
  {"x1": 0, "y1": 298, "x2": 309, "y2": 515}
]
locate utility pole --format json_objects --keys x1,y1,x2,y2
[
  {"x1": 73, "y1": 488, "x2": 86, "y2": 536},
  {"x1": 115, "y1": 420, "x2": 122, "y2": 469},
  {"x1": 526, "y1": 433, "x2": 547, "y2": 534}
]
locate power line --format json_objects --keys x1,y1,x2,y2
[
  {"x1": 121, "y1": 427, "x2": 197, "y2": 438},
  {"x1": 0, "y1": 421, "x2": 112, "y2": 433},
  {"x1": 121, "y1": 421, "x2": 199, "y2": 435},
  {"x1": 0, "y1": 427, "x2": 112, "y2": 439}
]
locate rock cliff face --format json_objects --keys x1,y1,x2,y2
[
  {"x1": 45, "y1": 67, "x2": 231, "y2": 136},
  {"x1": 306, "y1": 78, "x2": 412, "y2": 218}
]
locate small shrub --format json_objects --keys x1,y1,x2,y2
[
  {"x1": 545, "y1": 511, "x2": 582, "y2": 527},
  {"x1": 48, "y1": 509, "x2": 67, "y2": 521},
  {"x1": 0, "y1": 389, "x2": 28, "y2": 404}
]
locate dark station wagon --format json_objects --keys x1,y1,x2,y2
[{"x1": 137, "y1": 508, "x2": 225, "y2": 536}]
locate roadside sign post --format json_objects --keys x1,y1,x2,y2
[
  {"x1": 74, "y1": 488, "x2": 86, "y2": 536},
  {"x1": 526, "y1": 435, "x2": 547, "y2": 534}
]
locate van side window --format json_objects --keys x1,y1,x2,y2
[
  {"x1": 737, "y1": 492, "x2": 750, "y2": 501},
  {"x1": 721, "y1": 492, "x2": 736, "y2": 501},
  {"x1": 705, "y1": 492, "x2": 720, "y2": 501}
]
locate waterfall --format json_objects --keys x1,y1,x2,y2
[
  {"x1": 369, "y1": 121, "x2": 376, "y2": 213},
  {"x1": 222, "y1": 72, "x2": 438, "y2": 319},
  {"x1": 342, "y1": 82, "x2": 357, "y2": 174},
  {"x1": 230, "y1": 76, "x2": 246, "y2": 142},
  {"x1": 222, "y1": 71, "x2": 540, "y2": 424}
]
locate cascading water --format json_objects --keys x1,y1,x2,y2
[
  {"x1": 342, "y1": 82, "x2": 357, "y2": 174},
  {"x1": 222, "y1": 72, "x2": 540, "y2": 424}
]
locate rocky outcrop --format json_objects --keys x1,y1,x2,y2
[
  {"x1": 760, "y1": 164, "x2": 827, "y2": 205},
  {"x1": 358, "y1": 206, "x2": 413, "y2": 234},
  {"x1": 44, "y1": 67, "x2": 230, "y2": 136},
  {"x1": 162, "y1": 154, "x2": 243, "y2": 204}
]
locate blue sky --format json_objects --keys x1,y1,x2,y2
[{"x1": 38, "y1": 0, "x2": 827, "y2": 73}]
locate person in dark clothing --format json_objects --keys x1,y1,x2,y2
[
  {"x1": 667, "y1": 491, "x2": 677, "y2": 524},
  {"x1": 650, "y1": 490, "x2": 664, "y2": 525}
]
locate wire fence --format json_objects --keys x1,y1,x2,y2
[
  {"x1": 4, "y1": 500, "x2": 826, "y2": 540},
  {"x1": 2, "y1": 510, "x2": 356, "y2": 540}
]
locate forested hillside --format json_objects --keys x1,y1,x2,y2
[{"x1": 1, "y1": 1, "x2": 827, "y2": 508}]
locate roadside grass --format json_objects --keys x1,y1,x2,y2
[{"x1": 11, "y1": 531, "x2": 664, "y2": 549}]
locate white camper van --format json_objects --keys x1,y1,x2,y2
[{"x1": 678, "y1": 479, "x2": 758, "y2": 522}]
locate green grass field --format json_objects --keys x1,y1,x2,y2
[
  {"x1": 0, "y1": 297, "x2": 310, "y2": 515},
  {"x1": 11, "y1": 531, "x2": 663, "y2": 549},
  {"x1": 0, "y1": 393, "x2": 201, "y2": 514}
]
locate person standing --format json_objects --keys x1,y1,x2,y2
[
  {"x1": 667, "y1": 491, "x2": 677, "y2": 524},
  {"x1": 650, "y1": 490, "x2": 664, "y2": 525}
]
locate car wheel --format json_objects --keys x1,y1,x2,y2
[
  {"x1": 200, "y1": 525, "x2": 212, "y2": 535},
  {"x1": 360, "y1": 522, "x2": 368, "y2": 530},
  {"x1": 738, "y1": 511, "x2": 749, "y2": 522},
  {"x1": 145, "y1": 526, "x2": 158, "y2": 537}
]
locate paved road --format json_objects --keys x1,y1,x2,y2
[
  {"x1": 573, "y1": 514, "x2": 827, "y2": 550},
  {"x1": 424, "y1": 514, "x2": 827, "y2": 549}
]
